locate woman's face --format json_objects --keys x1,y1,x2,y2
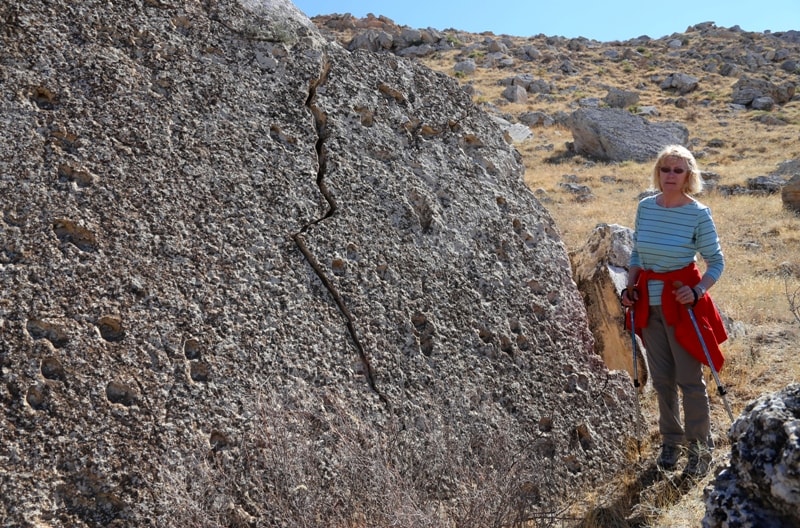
[{"x1": 658, "y1": 156, "x2": 690, "y2": 192}]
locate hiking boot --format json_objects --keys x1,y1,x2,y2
[
  {"x1": 684, "y1": 442, "x2": 713, "y2": 477},
  {"x1": 656, "y1": 444, "x2": 680, "y2": 470}
]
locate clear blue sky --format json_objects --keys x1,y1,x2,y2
[{"x1": 292, "y1": 0, "x2": 799, "y2": 42}]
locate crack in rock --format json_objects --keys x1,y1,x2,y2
[{"x1": 293, "y1": 54, "x2": 389, "y2": 408}]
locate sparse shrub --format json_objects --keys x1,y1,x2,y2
[
  {"x1": 445, "y1": 33, "x2": 462, "y2": 47},
  {"x1": 155, "y1": 392, "x2": 579, "y2": 528},
  {"x1": 784, "y1": 268, "x2": 800, "y2": 325}
]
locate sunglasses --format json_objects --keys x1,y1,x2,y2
[{"x1": 659, "y1": 166, "x2": 686, "y2": 174}]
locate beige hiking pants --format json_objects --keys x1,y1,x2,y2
[{"x1": 641, "y1": 306, "x2": 713, "y2": 448}]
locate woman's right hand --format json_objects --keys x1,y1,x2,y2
[{"x1": 620, "y1": 287, "x2": 639, "y2": 307}]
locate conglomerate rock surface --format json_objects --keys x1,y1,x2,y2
[
  {"x1": 0, "y1": 1, "x2": 636, "y2": 525},
  {"x1": 703, "y1": 384, "x2": 800, "y2": 528}
]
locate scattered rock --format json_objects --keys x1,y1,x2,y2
[
  {"x1": 568, "y1": 108, "x2": 689, "y2": 162},
  {"x1": 454, "y1": 59, "x2": 477, "y2": 74},
  {"x1": 502, "y1": 84, "x2": 528, "y2": 103},
  {"x1": 604, "y1": 87, "x2": 640, "y2": 109},
  {"x1": 752, "y1": 96, "x2": 776, "y2": 110},
  {"x1": 782, "y1": 174, "x2": 800, "y2": 213},
  {"x1": 519, "y1": 111, "x2": 555, "y2": 127},
  {"x1": 660, "y1": 72, "x2": 700, "y2": 94}
]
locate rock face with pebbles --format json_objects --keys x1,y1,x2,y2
[
  {"x1": 0, "y1": 1, "x2": 636, "y2": 525},
  {"x1": 703, "y1": 384, "x2": 800, "y2": 528}
]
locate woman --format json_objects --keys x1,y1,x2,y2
[{"x1": 620, "y1": 145, "x2": 727, "y2": 477}]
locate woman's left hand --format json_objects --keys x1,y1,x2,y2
[{"x1": 673, "y1": 284, "x2": 695, "y2": 306}]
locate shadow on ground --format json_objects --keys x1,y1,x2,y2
[{"x1": 578, "y1": 460, "x2": 701, "y2": 527}]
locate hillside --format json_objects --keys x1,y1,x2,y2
[
  {"x1": 310, "y1": 13, "x2": 800, "y2": 527},
  {"x1": 311, "y1": 15, "x2": 800, "y2": 188}
]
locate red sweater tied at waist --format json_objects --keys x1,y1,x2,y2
[{"x1": 625, "y1": 262, "x2": 727, "y2": 371}]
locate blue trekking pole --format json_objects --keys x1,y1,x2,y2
[
  {"x1": 630, "y1": 308, "x2": 640, "y2": 393},
  {"x1": 629, "y1": 306, "x2": 643, "y2": 458},
  {"x1": 673, "y1": 282, "x2": 734, "y2": 422}
]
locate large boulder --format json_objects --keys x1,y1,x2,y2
[
  {"x1": 659, "y1": 72, "x2": 700, "y2": 95},
  {"x1": 603, "y1": 87, "x2": 640, "y2": 109},
  {"x1": 0, "y1": 1, "x2": 635, "y2": 526},
  {"x1": 703, "y1": 384, "x2": 800, "y2": 528},
  {"x1": 568, "y1": 108, "x2": 689, "y2": 162}
]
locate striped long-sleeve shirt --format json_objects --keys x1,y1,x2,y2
[{"x1": 629, "y1": 195, "x2": 724, "y2": 306}]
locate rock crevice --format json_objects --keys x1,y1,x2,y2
[{"x1": 292, "y1": 53, "x2": 385, "y2": 404}]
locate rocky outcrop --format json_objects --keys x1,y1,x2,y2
[
  {"x1": 314, "y1": 13, "x2": 451, "y2": 57},
  {"x1": 0, "y1": 1, "x2": 635, "y2": 526},
  {"x1": 567, "y1": 108, "x2": 689, "y2": 162},
  {"x1": 731, "y1": 77, "x2": 796, "y2": 107},
  {"x1": 313, "y1": 17, "x2": 799, "y2": 115},
  {"x1": 571, "y1": 224, "x2": 647, "y2": 387},
  {"x1": 703, "y1": 384, "x2": 800, "y2": 528},
  {"x1": 312, "y1": 15, "x2": 800, "y2": 176}
]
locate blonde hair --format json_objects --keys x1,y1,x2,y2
[{"x1": 651, "y1": 144, "x2": 703, "y2": 195}]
